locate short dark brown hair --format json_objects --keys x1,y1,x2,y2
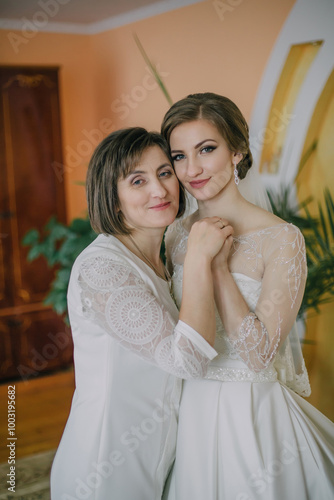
[
  {"x1": 86, "y1": 127, "x2": 186, "y2": 235},
  {"x1": 161, "y1": 92, "x2": 253, "y2": 180}
]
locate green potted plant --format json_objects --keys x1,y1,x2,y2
[{"x1": 22, "y1": 216, "x2": 96, "y2": 319}]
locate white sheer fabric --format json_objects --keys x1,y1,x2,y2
[
  {"x1": 166, "y1": 218, "x2": 311, "y2": 395},
  {"x1": 238, "y1": 168, "x2": 310, "y2": 394},
  {"x1": 181, "y1": 167, "x2": 309, "y2": 393},
  {"x1": 163, "y1": 218, "x2": 334, "y2": 500},
  {"x1": 50, "y1": 234, "x2": 216, "y2": 500}
]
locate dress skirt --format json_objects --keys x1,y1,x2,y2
[{"x1": 164, "y1": 377, "x2": 334, "y2": 500}]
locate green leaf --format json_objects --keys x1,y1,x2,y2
[
  {"x1": 318, "y1": 202, "x2": 329, "y2": 248},
  {"x1": 27, "y1": 245, "x2": 42, "y2": 261},
  {"x1": 52, "y1": 278, "x2": 69, "y2": 291},
  {"x1": 56, "y1": 268, "x2": 72, "y2": 282},
  {"x1": 270, "y1": 186, "x2": 334, "y2": 317},
  {"x1": 44, "y1": 289, "x2": 68, "y2": 315},
  {"x1": 133, "y1": 33, "x2": 173, "y2": 107},
  {"x1": 324, "y1": 188, "x2": 334, "y2": 237},
  {"x1": 22, "y1": 229, "x2": 40, "y2": 246},
  {"x1": 45, "y1": 216, "x2": 59, "y2": 231},
  {"x1": 70, "y1": 217, "x2": 93, "y2": 234}
]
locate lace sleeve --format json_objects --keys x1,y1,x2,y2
[
  {"x1": 229, "y1": 225, "x2": 307, "y2": 372},
  {"x1": 77, "y1": 253, "x2": 217, "y2": 379}
]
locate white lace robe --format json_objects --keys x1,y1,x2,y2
[{"x1": 50, "y1": 233, "x2": 217, "y2": 500}]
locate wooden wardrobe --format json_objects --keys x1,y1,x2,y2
[{"x1": 0, "y1": 66, "x2": 73, "y2": 381}]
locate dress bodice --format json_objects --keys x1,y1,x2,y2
[
  {"x1": 166, "y1": 218, "x2": 311, "y2": 393},
  {"x1": 173, "y1": 263, "x2": 278, "y2": 382}
]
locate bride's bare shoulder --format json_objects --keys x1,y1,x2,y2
[
  {"x1": 237, "y1": 203, "x2": 286, "y2": 236},
  {"x1": 253, "y1": 205, "x2": 285, "y2": 226}
]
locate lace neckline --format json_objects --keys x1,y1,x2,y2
[
  {"x1": 234, "y1": 222, "x2": 291, "y2": 241},
  {"x1": 178, "y1": 216, "x2": 289, "y2": 240},
  {"x1": 106, "y1": 234, "x2": 176, "y2": 303},
  {"x1": 231, "y1": 272, "x2": 261, "y2": 284},
  {"x1": 104, "y1": 234, "x2": 171, "y2": 285}
]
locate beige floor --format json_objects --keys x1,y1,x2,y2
[{"x1": 0, "y1": 368, "x2": 75, "y2": 463}]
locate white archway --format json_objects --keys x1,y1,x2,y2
[{"x1": 250, "y1": 0, "x2": 334, "y2": 194}]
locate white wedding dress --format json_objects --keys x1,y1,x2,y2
[
  {"x1": 50, "y1": 234, "x2": 217, "y2": 500},
  {"x1": 163, "y1": 218, "x2": 334, "y2": 500}
]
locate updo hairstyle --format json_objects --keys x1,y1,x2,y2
[{"x1": 161, "y1": 92, "x2": 253, "y2": 180}]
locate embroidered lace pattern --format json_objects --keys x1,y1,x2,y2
[
  {"x1": 274, "y1": 341, "x2": 311, "y2": 397},
  {"x1": 165, "y1": 220, "x2": 311, "y2": 394},
  {"x1": 78, "y1": 253, "x2": 213, "y2": 379},
  {"x1": 205, "y1": 364, "x2": 278, "y2": 383},
  {"x1": 228, "y1": 312, "x2": 282, "y2": 373},
  {"x1": 231, "y1": 224, "x2": 306, "y2": 308}
]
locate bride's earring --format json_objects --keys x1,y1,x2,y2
[{"x1": 233, "y1": 162, "x2": 240, "y2": 185}]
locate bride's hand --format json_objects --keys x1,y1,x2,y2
[
  {"x1": 187, "y1": 217, "x2": 234, "y2": 262},
  {"x1": 211, "y1": 219, "x2": 234, "y2": 272}
]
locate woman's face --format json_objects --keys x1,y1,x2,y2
[
  {"x1": 117, "y1": 146, "x2": 180, "y2": 232},
  {"x1": 169, "y1": 119, "x2": 240, "y2": 201}
]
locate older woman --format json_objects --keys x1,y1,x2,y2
[{"x1": 50, "y1": 127, "x2": 229, "y2": 499}]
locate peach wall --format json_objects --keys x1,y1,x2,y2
[
  {"x1": 0, "y1": 32, "x2": 96, "y2": 220},
  {"x1": 0, "y1": 0, "x2": 296, "y2": 220}
]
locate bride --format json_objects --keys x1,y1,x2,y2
[{"x1": 161, "y1": 92, "x2": 334, "y2": 499}]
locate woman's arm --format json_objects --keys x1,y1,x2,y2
[
  {"x1": 212, "y1": 225, "x2": 307, "y2": 372},
  {"x1": 179, "y1": 218, "x2": 233, "y2": 347},
  {"x1": 77, "y1": 218, "x2": 228, "y2": 379}
]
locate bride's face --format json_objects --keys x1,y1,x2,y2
[{"x1": 169, "y1": 119, "x2": 240, "y2": 201}]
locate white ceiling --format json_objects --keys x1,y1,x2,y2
[{"x1": 0, "y1": 0, "x2": 202, "y2": 34}]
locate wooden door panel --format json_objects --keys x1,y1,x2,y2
[
  {"x1": 0, "y1": 319, "x2": 17, "y2": 378},
  {"x1": 0, "y1": 84, "x2": 13, "y2": 308},
  {"x1": 0, "y1": 310, "x2": 73, "y2": 381},
  {"x1": 0, "y1": 67, "x2": 66, "y2": 307},
  {"x1": 0, "y1": 66, "x2": 70, "y2": 381},
  {"x1": 15, "y1": 309, "x2": 73, "y2": 382}
]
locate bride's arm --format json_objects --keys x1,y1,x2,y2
[
  {"x1": 179, "y1": 218, "x2": 229, "y2": 347},
  {"x1": 212, "y1": 225, "x2": 307, "y2": 372}
]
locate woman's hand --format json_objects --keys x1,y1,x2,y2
[
  {"x1": 180, "y1": 217, "x2": 233, "y2": 347},
  {"x1": 187, "y1": 217, "x2": 234, "y2": 262},
  {"x1": 211, "y1": 218, "x2": 234, "y2": 273}
]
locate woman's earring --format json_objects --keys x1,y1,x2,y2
[{"x1": 233, "y1": 163, "x2": 240, "y2": 185}]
